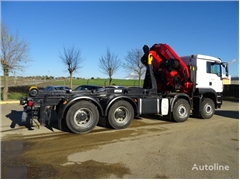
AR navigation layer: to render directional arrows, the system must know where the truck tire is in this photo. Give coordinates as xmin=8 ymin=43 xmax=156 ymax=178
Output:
xmin=107 ymin=100 xmax=134 ymax=129
xmin=172 ymin=99 xmax=190 ymax=122
xmin=199 ymin=98 xmax=215 ymax=119
xmin=66 ymin=101 xmax=99 ymax=134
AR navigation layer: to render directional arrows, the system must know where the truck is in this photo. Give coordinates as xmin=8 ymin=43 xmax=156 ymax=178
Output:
xmin=20 ymin=43 xmax=229 ymax=134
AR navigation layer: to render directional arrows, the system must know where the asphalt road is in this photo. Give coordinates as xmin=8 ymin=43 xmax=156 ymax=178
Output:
xmin=1 ymin=101 xmax=239 ymax=178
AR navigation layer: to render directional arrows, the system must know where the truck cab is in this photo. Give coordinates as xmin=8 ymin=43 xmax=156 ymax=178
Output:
xmin=181 ymin=54 xmax=228 ymax=94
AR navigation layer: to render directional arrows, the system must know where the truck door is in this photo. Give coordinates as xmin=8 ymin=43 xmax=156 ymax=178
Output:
xmin=195 ymin=58 xmax=209 ymax=89
xmin=206 ymin=62 xmax=223 ymax=93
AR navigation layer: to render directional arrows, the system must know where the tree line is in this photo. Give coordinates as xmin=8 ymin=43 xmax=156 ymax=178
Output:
xmin=0 ymin=24 xmax=146 ymax=100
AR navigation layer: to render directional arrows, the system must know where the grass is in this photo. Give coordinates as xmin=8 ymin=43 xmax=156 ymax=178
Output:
xmin=8 ymin=92 xmax=27 ymax=100
xmin=1 ymin=92 xmax=27 ymax=101
xmin=34 ymin=78 xmax=144 ymax=89
xmin=1 ymin=85 xmax=30 ymax=101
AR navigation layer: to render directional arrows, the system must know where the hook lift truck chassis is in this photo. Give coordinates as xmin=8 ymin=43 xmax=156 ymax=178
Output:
xmin=20 ymin=43 xmax=229 ymax=134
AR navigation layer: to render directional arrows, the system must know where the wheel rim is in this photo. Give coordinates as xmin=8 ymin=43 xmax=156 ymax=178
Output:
xmin=113 ymin=106 xmax=129 ymax=124
xmin=204 ymin=103 xmax=213 ymax=115
xmin=73 ymin=108 xmax=93 ymax=127
xmin=178 ymin=105 xmax=187 ymax=118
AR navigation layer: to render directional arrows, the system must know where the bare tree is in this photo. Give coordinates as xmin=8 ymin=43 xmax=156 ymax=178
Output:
xmin=59 ymin=46 xmax=83 ymax=88
xmin=98 ymin=48 xmax=121 ymax=85
xmin=1 ymin=24 xmax=30 ymax=101
xmin=123 ymin=48 xmax=146 ymax=87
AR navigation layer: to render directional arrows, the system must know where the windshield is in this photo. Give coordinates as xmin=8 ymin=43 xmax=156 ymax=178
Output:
xmin=207 ymin=62 xmax=222 ymax=77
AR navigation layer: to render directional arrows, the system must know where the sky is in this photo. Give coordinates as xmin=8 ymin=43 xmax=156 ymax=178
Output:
xmin=1 ymin=1 xmax=239 ymax=79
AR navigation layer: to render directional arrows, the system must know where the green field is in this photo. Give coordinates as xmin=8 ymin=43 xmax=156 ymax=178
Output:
xmin=35 ymin=78 xmax=144 ymax=89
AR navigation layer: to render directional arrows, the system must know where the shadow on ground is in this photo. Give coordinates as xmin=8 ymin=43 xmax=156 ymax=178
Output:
xmin=4 ymin=110 xmax=64 ymax=132
xmin=215 ymin=110 xmax=239 ymax=119
xmin=4 ymin=109 xmax=109 ymax=134
xmin=5 ymin=110 xmax=28 ymax=129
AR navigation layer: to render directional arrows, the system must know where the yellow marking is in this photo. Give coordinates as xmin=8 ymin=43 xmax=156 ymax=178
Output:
xmin=29 ymin=86 xmax=37 ymax=91
xmin=148 ymin=53 xmax=153 ymax=65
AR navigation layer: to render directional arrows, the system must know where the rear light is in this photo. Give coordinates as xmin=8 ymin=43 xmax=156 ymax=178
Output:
xmin=27 ymin=100 xmax=33 ymax=107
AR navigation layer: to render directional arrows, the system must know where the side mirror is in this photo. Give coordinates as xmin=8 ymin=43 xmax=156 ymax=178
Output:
xmin=225 ymin=63 xmax=229 ymax=77
xmin=222 ymin=62 xmax=229 ymax=77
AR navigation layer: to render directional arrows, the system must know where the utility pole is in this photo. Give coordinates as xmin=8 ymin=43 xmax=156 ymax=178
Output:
xmin=14 ymin=71 xmax=16 ymax=86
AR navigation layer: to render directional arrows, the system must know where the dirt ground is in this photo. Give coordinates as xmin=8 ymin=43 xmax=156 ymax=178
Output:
xmin=1 ymin=101 xmax=239 ymax=179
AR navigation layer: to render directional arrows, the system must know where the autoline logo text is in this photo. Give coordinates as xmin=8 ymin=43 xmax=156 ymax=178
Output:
xmin=192 ymin=163 xmax=230 ymax=171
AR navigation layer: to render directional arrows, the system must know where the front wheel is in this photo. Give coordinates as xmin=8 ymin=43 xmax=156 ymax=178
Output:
xmin=172 ymin=99 xmax=190 ymax=122
xmin=107 ymin=100 xmax=134 ymax=129
xmin=66 ymin=101 xmax=99 ymax=134
xmin=199 ymin=98 xmax=215 ymax=119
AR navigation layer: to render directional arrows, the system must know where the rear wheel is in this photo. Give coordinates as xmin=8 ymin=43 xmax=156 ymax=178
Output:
xmin=107 ymin=100 xmax=134 ymax=129
xmin=66 ymin=101 xmax=99 ymax=134
xmin=199 ymin=98 xmax=215 ymax=119
xmin=172 ymin=99 xmax=190 ymax=122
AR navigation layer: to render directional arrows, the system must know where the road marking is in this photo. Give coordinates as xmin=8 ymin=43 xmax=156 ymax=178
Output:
xmin=0 ymin=101 xmax=19 ymax=104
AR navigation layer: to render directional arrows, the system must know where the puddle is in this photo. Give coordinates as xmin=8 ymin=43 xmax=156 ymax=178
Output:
xmin=1 ymin=167 xmax=28 ymax=179
xmin=59 ymin=160 xmax=131 ymax=178
xmin=1 ymin=139 xmax=56 ymax=178
xmin=1 ymin=140 xmax=28 ymax=178
xmin=130 ymin=119 xmax=172 ymax=128
xmin=1 ymin=140 xmax=24 ymax=154
xmin=155 ymin=174 xmax=168 ymax=179
xmin=1 ymin=120 xmax=170 ymax=178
